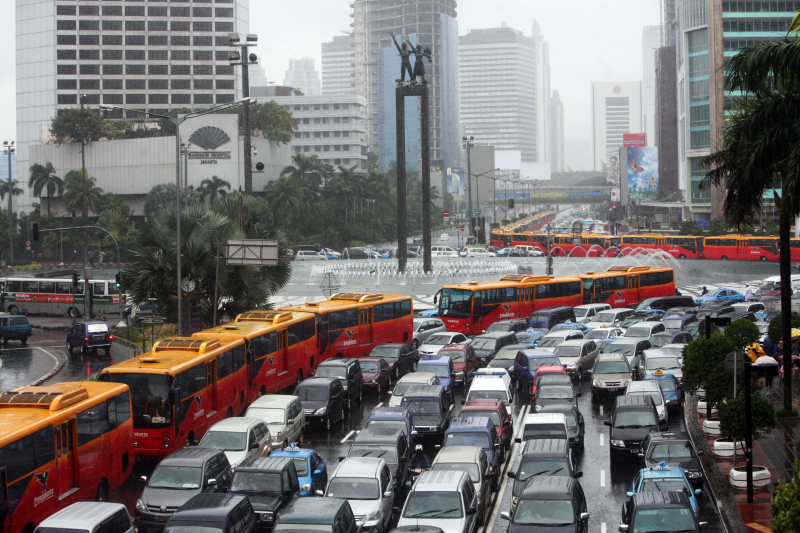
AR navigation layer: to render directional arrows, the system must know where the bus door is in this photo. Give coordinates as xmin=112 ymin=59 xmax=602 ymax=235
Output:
xmin=319 ymin=315 xmax=329 ymax=357
xmin=472 ymin=291 xmax=482 ymax=329
xmin=56 ymin=420 xmax=75 ymax=497
xmin=359 ymin=308 xmax=373 ymax=346
xmin=627 ymin=276 xmax=639 ymax=306
xmin=247 ymin=340 xmax=256 ymax=386
xmin=205 ymin=362 xmax=217 ymax=414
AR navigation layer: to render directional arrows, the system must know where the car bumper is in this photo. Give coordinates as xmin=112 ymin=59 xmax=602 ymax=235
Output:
xmin=136 ymin=511 xmax=174 ymax=531
xmin=362 ymin=380 xmax=382 ymax=389
xmin=610 ymin=444 xmax=642 ymax=456
xmin=305 ymin=413 xmax=329 ymax=423
xmin=592 ymin=385 xmax=626 ymax=396
xmin=413 ymin=426 xmax=444 ymax=439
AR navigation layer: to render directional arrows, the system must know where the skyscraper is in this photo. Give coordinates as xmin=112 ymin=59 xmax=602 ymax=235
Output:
xmin=550 ymin=91 xmax=565 ymax=173
xmin=283 ymin=58 xmax=321 ymax=95
xmin=642 ymin=25 xmax=661 ymax=108
xmin=591 ymin=82 xmax=643 ymax=174
xmin=352 ymin=0 xmax=459 ymax=172
xmin=321 ymin=35 xmax=355 ymax=95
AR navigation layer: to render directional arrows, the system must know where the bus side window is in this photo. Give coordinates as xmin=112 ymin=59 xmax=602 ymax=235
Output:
xmin=94 ymin=283 xmax=106 ymax=296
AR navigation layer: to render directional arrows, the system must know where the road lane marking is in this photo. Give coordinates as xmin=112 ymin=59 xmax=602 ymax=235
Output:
xmin=600 ymin=470 xmax=606 ymax=487
xmin=601 ymin=523 xmax=607 ymax=533
xmin=375 ymin=403 xmax=383 ymax=408
xmin=599 ymin=434 xmax=604 ymax=446
xmin=599 ymin=405 xmax=603 ymax=416
xmin=745 ymin=523 xmax=772 ymax=533
xmin=340 ymin=430 xmax=355 ymax=443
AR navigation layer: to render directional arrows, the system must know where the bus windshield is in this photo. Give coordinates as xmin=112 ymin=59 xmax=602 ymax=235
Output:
xmin=439 ymin=288 xmax=473 ymax=319
xmin=100 ymin=373 xmax=173 ymax=428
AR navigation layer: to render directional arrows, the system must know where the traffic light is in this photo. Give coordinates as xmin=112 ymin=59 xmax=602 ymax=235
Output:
xmin=255 ymin=162 xmax=265 ymax=171
xmin=508 ymin=198 xmax=515 ymax=209
xmin=32 ymin=223 xmax=39 ymax=241
xmin=71 ymin=272 xmax=79 ymax=292
xmin=115 ymin=273 xmax=121 ymax=289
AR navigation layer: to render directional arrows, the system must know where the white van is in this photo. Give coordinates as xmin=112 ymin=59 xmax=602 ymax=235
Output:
xmin=516 ymin=413 xmax=569 ymax=444
xmin=35 ymin=502 xmax=134 ymax=533
xmin=197 ymin=417 xmax=273 ymax=467
xmin=464 ymin=368 xmax=514 ymax=407
xmin=245 ymin=394 xmax=305 ymax=447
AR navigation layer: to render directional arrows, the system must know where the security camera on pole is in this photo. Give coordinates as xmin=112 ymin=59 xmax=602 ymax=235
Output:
xmin=228 ymin=33 xmax=259 ymax=193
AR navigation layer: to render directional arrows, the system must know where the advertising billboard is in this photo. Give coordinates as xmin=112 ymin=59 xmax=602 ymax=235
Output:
xmin=623 ymin=133 xmax=647 ymax=147
xmin=625 ymin=147 xmax=659 ymax=203
xmin=605 ymin=149 xmax=620 ymax=186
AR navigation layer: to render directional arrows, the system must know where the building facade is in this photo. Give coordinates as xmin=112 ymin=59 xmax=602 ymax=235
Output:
xmin=352 ymin=0 xmax=460 ymax=173
xmin=321 ymin=35 xmax=355 ymax=95
xmin=591 ymin=82 xmax=644 ymax=172
xmin=550 ymin=90 xmax=565 ymax=173
xmin=642 ymin=25 xmax=661 ymax=108
xmin=283 ymin=58 xmax=321 ymax=96
xmin=269 ymin=94 xmax=369 ymax=170
xmin=16 ymin=0 xmax=248 ymax=212
xmin=655 ymin=46 xmax=679 ymax=193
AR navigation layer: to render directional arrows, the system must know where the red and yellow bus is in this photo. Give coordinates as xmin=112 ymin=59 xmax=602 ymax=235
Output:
xmin=279 ymin=293 xmax=413 ymax=360
xmin=0 ymin=382 xmax=134 ymax=533
xmin=791 ymin=238 xmax=800 ymax=262
xmin=489 ymin=231 xmax=620 ymax=256
xmin=100 ymin=336 xmax=246 ymax=459
xmin=195 ymin=311 xmax=319 ymax=400
xmin=620 ymin=234 xmax=704 ymax=259
xmin=437 ymin=275 xmax=584 ymax=335
xmin=577 ymin=266 xmax=676 ymax=308
xmin=703 ymin=235 xmax=778 ymax=261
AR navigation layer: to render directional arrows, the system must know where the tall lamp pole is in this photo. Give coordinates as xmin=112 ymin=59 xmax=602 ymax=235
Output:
xmin=462 ymin=136 xmax=474 ymax=236
xmin=100 ymin=98 xmax=251 ymax=334
xmin=228 ymin=33 xmax=258 ymax=193
xmin=3 ymin=141 xmax=13 ymax=266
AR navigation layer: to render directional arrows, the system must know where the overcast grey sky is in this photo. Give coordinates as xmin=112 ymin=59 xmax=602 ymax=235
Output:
xmin=0 ymin=0 xmax=660 ymax=150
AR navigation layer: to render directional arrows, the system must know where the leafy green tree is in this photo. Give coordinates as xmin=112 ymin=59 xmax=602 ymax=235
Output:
xmin=705 ymin=218 xmax=728 ymax=236
xmin=678 ymin=220 xmax=703 ymax=235
xmin=143 ymin=183 xmax=204 ymax=217
xmin=768 ymin=313 xmax=800 ymax=342
xmin=719 ymin=394 xmax=776 ymax=446
xmin=199 ymin=176 xmax=232 ymax=203
xmin=155 ymin=108 xmax=193 ymax=136
xmin=763 ymin=220 xmax=779 ymax=236
xmin=683 ymin=333 xmax=737 ymax=410
xmin=280 ymin=153 xmax=323 ymax=197
xmin=0 ymin=179 xmax=24 ymax=200
xmin=62 ymin=170 xmax=104 ymax=222
xmin=28 ymin=162 xmax=63 ymax=215
xmin=772 ymin=459 xmax=800 ymax=533
xmin=724 ymin=318 xmax=761 ymax=351
xmin=49 ymin=108 xmax=106 ymax=145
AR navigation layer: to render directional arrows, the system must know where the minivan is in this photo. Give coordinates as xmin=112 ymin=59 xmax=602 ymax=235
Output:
xmin=35 ymin=502 xmax=134 ymax=533
xmin=604 ymin=395 xmax=660 ymax=460
xmin=418 ymin=355 xmax=456 ymax=399
xmin=345 ymin=427 xmax=409 ymax=487
xmin=294 ymin=377 xmax=345 ymax=430
xmin=400 ymin=384 xmax=452 ymax=443
xmin=197 ymin=417 xmax=273 ymax=468
xmin=528 ymin=307 xmax=576 ymax=331
xmin=397 ymin=470 xmax=478 ymax=533
xmin=314 ymin=358 xmax=364 ymax=410
xmin=273 ymin=497 xmax=359 ymax=533
xmin=0 ymin=315 xmax=31 ymax=344
xmin=507 ymin=439 xmax=579 ymax=509
xmin=442 ymin=417 xmax=501 ymax=487
xmin=245 ymin=394 xmax=305 ymax=448
xmin=164 ymin=493 xmax=257 ymax=533
xmin=229 ymin=457 xmax=300 ymax=531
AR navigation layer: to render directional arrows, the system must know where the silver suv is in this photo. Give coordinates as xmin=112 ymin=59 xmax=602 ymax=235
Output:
xmin=398 ymin=470 xmax=478 ymax=533
xmin=324 ymin=457 xmax=394 ymax=533
xmin=591 ymin=353 xmax=632 ymax=397
xmin=553 ymin=339 xmax=599 ymax=378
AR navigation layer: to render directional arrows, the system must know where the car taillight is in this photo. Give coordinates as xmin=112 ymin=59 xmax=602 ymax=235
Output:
xmin=109 ymin=335 xmax=113 ymax=340
xmin=85 ymin=337 xmax=89 ymax=341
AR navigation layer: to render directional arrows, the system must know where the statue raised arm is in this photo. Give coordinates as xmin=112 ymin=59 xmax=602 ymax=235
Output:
xmin=391 ymin=33 xmax=414 ymax=83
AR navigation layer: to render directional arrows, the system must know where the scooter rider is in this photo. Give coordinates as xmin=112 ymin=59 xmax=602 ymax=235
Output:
xmin=408 ymin=444 xmax=431 ymax=471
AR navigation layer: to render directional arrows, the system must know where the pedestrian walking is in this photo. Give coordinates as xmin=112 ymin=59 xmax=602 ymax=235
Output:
xmin=743 ymin=284 xmax=753 ymax=301
xmin=700 ymin=286 xmax=709 ymax=295
xmin=98 ymin=251 xmax=105 ymax=265
xmin=87 ymin=250 xmax=94 ymax=266
xmin=754 ymin=354 xmax=779 ymax=396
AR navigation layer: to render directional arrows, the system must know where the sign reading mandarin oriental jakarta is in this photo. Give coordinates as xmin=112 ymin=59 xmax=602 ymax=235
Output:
xmin=187 ymin=126 xmax=232 ymax=163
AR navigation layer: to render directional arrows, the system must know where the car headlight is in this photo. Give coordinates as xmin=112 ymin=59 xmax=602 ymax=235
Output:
xmin=314 ymin=407 xmax=327 ymax=415
xmin=593 ymin=380 xmax=601 ymax=386
xmin=567 ymin=362 xmax=577 ymax=367
xmin=264 ymin=512 xmax=275 ymax=521
xmin=301 ymin=483 xmax=311 ymax=492
xmin=688 ymin=471 xmax=702 ymax=479
xmin=343 ymin=385 xmax=348 ymax=390
xmin=136 ymin=499 xmax=146 ymax=512
xmin=659 ymin=412 xmax=666 ymax=419
xmin=610 ymin=439 xmax=625 ymax=447
xmin=623 ymin=380 xmax=630 ymax=386
xmin=365 ymin=510 xmax=383 ymax=522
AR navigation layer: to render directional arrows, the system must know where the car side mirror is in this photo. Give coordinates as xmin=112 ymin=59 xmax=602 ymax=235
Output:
xmin=626 ymin=491 xmax=634 ymax=497
xmin=314 ymin=469 xmax=323 ymax=475
xmin=460 ymin=400 xmax=465 ymax=405
xmin=697 ymin=450 xmax=703 ymax=456
xmin=619 ymin=525 xmax=630 ymax=533
xmin=338 ymin=456 xmax=346 ymax=462
xmin=316 ymin=490 xmax=324 ymax=497
xmin=695 ymin=488 xmax=702 ymax=495
xmin=504 ymin=420 xmax=511 ymax=427
xmin=575 ymin=470 xmax=583 ymax=478
xmin=699 ymin=523 xmax=708 ymax=530
xmin=467 ymin=507 xmax=477 ymax=516
xmin=384 ymin=490 xmax=393 ymax=498
xmin=507 ymin=471 xmax=516 ymax=479
xmin=140 ymin=476 xmax=148 ymax=483
xmin=250 ymin=441 xmax=260 ymax=450
xmin=576 ymin=392 xmax=582 ymax=397
xmin=191 ymin=440 xmax=199 ymax=446
xmin=494 ymin=442 xmax=500 ymax=449
xmin=500 ymin=511 xmax=511 ymax=521
xmin=411 ymin=430 xmax=418 ymax=435
xmin=604 ymin=421 xmax=612 ymax=426
xmin=207 ymin=478 xmax=217 ymax=487
xmin=515 ymin=437 xmax=522 ymax=443
xmin=580 ymin=513 xmax=590 ymax=521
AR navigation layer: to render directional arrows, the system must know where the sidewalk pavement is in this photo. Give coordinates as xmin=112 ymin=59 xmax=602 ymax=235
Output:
xmin=688 ymin=380 xmax=800 ymax=533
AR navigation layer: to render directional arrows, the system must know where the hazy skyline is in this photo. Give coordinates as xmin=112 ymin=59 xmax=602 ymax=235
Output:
xmin=1 ymin=0 xmax=660 ymax=165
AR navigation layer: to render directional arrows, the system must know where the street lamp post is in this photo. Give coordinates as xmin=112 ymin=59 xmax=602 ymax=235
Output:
xmin=3 ymin=141 xmax=14 ymax=266
xmin=228 ymin=33 xmax=258 ymax=193
xmin=471 ymin=168 xmax=499 ymax=242
xmin=100 ymin=98 xmax=251 ymax=335
xmin=462 ymin=136 xmax=474 ymax=236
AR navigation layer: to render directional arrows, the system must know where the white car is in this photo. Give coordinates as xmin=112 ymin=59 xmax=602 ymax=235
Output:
xmin=294 ymin=250 xmax=326 ymax=261
xmin=245 ymin=394 xmax=305 ymax=447
xmin=624 ymin=322 xmax=667 ymax=339
xmin=584 ymin=327 xmax=624 ymax=341
xmin=197 ymin=417 xmax=273 ymax=468
xmin=465 ymin=368 xmax=514 ymax=407
xmin=440 ymin=233 xmax=450 ymax=241
xmin=322 ymin=248 xmax=342 ymax=259
xmin=584 ymin=308 xmax=635 ymax=329
xmin=514 ymin=245 xmax=544 ymax=257
xmin=432 ymin=250 xmax=459 ymax=258
xmin=466 ymin=248 xmax=496 ymax=258
xmin=412 ymin=317 xmax=447 ymax=348
xmin=573 ymin=303 xmax=612 ymax=324
xmin=536 ymin=331 xmax=585 ymax=351
xmin=418 ymin=331 xmax=470 ymax=356
xmin=390 ymin=372 xmax=440 ymax=406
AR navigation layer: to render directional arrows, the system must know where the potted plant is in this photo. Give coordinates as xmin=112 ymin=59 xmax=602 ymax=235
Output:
xmin=719 ymin=394 xmax=776 ymax=489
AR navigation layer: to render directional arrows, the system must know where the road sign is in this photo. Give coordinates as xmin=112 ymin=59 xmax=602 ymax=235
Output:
xmin=460 ymin=225 xmax=465 ymax=232
xmin=471 ymin=210 xmax=481 ymax=217
xmin=25 ymin=241 xmax=31 ymax=247
xmin=226 ymin=239 xmax=279 ymax=266
xmin=444 ymin=210 xmax=450 ymax=217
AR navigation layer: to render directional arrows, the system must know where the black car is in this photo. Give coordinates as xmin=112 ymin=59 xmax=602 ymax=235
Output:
xmin=485 ymin=319 xmax=530 ymax=334
xmin=539 ymin=403 xmax=585 ymax=450
xmin=136 ymin=447 xmax=233 ymax=532
xmin=314 ymin=358 xmax=364 ymax=410
xmin=500 ymin=476 xmax=589 ymax=533
xmin=639 ymin=432 xmax=704 ymax=486
xmin=369 ymin=343 xmax=419 ymax=379
xmin=635 ymin=296 xmax=696 ymax=313
xmin=534 ymin=382 xmax=580 ymax=412
xmin=604 ymin=395 xmax=660 ymax=460
xmin=274 ymin=498 xmax=359 ymax=533
xmin=229 ymin=456 xmax=300 ymax=531
xmin=400 ymin=384 xmax=452 ymax=444
xmin=165 ymin=493 xmax=256 ymax=533
xmin=470 ymin=332 xmax=518 ymax=367
xmin=294 ymin=377 xmax=345 ymax=430
xmin=344 ymin=427 xmax=410 ymax=486
xmin=621 ymin=492 xmax=706 ymax=533
xmin=619 ymin=313 xmax=662 ymax=330
xmin=342 ymin=247 xmax=372 ymax=259
xmin=507 ymin=439 xmax=581 ymax=508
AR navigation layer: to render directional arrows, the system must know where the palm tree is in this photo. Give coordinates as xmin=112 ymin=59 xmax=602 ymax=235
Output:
xmin=62 ymin=170 xmax=104 ymax=222
xmin=0 ymin=179 xmax=23 ymax=200
xmin=199 ymin=175 xmax=232 ymax=203
xmin=280 ymin=153 xmax=322 ymax=197
xmin=28 ymin=162 xmax=63 ymax=215
xmin=264 ymin=176 xmax=307 ymax=222
xmin=702 ymin=29 xmax=800 ymax=411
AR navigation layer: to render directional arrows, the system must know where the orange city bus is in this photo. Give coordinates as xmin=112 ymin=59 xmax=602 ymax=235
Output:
xmin=0 ymin=382 xmax=134 ymax=533
xmin=702 ymin=235 xmax=779 ymax=261
xmin=620 ymin=234 xmax=704 ymax=259
xmin=791 ymin=238 xmax=800 ymax=262
xmin=194 ymin=311 xmax=319 ymax=401
xmin=279 ymin=293 xmax=414 ymax=360
xmin=549 ymin=234 xmax=621 ymax=257
xmin=436 ymin=275 xmax=584 ymax=335
xmin=100 ymin=336 xmax=246 ymax=459
xmin=577 ymin=266 xmax=676 ymax=308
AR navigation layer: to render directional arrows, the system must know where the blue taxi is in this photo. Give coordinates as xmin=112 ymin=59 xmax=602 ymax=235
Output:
xmin=270 ymin=443 xmax=327 ymax=497
xmin=515 ymin=329 xmax=547 ymax=347
xmin=645 ymin=372 xmax=683 ymax=411
xmin=628 ymin=462 xmax=701 ymax=517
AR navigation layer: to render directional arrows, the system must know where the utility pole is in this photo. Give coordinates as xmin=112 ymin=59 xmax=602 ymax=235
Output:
xmin=80 ymin=95 xmax=88 ymax=265
xmin=229 ymin=33 xmax=258 ymax=193
xmin=3 ymin=141 xmax=14 ymax=266
xmin=463 ymin=136 xmax=474 ymax=238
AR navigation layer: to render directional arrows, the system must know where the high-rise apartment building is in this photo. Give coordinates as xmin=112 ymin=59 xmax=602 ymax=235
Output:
xmin=321 ymin=35 xmax=355 ymax=95
xmin=591 ymin=82 xmax=644 ymax=172
xmin=283 ymin=58 xmax=321 ymax=95
xmin=352 ymin=0 xmax=460 ymax=173
xmin=550 ymin=91 xmax=565 ymax=173
xmin=16 ymin=0 xmax=248 ymax=209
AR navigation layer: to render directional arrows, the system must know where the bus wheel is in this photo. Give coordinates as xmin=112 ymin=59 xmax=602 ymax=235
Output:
xmin=679 ymin=254 xmax=686 ymax=259
xmin=22 ymin=524 xmax=34 ymax=533
xmin=96 ymin=479 xmax=109 ymax=502
xmin=296 ymin=370 xmax=303 ymax=385
xmin=68 ymin=307 xmax=79 ymax=318
xmin=721 ymin=256 xmax=728 ymax=260
xmin=760 ymin=256 xmax=767 ymax=261
xmin=7 ymin=305 xmax=18 ymax=315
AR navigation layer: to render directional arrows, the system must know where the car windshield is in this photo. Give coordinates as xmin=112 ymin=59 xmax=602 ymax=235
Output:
xmin=537 ymin=337 xmax=563 ymax=348
xmin=295 ymin=386 xmax=329 ymax=402
xmin=468 ymin=390 xmax=508 ymax=402
xmin=402 ymin=398 xmax=442 ymax=415
xmin=99 ymin=373 xmax=172 ymax=429
xmin=246 ymin=407 xmax=285 ymax=424
xmin=643 ymin=477 xmax=691 ymax=495
xmin=647 ymin=357 xmax=681 ymax=370
xmin=440 ymin=349 xmax=465 ymax=362
xmin=652 ymin=378 xmax=677 ymax=392
xmin=614 ymin=411 xmax=658 ymax=428
xmin=471 ymin=338 xmax=498 ymax=350
xmin=326 ymin=477 xmax=380 ymax=500
xmin=549 ymin=324 xmax=578 ymax=333
xmin=529 ymin=314 xmax=551 ymax=327
xmin=626 ymin=327 xmax=652 ymax=338
xmin=360 ymin=360 xmax=381 ymax=372
xmin=315 ymin=367 xmax=346 ymax=379
xmin=515 ymin=333 xmax=539 ymax=344
xmin=595 ymin=312 xmax=618 ymax=323
xmin=513 ymin=499 xmax=574 ymax=525
xmin=439 ymin=288 xmax=473 ymax=319
xmin=523 ymin=424 xmax=566 ymax=440
xmin=290 ymin=458 xmax=309 ymax=476
xmin=445 ymin=431 xmax=491 ymax=449
xmin=649 ymin=442 xmax=695 ymax=460
xmin=629 ymin=391 xmax=663 ymax=406
xmin=148 ymin=466 xmax=202 ymax=489
xmin=420 ymin=364 xmax=451 ymax=378
xmin=595 ymin=361 xmax=630 ymax=374
xmin=529 ymin=357 xmax=560 ymax=368
xmin=586 ymin=330 xmax=610 ymax=339
xmin=431 ymin=462 xmax=481 ymax=482
xmin=349 ymin=445 xmax=398 ymax=463
xmin=554 ymin=346 xmax=582 ymax=358
xmin=459 ymin=410 xmax=501 ymax=426
xmin=369 ymin=347 xmax=400 ymax=361
xmin=166 ymin=527 xmax=222 ymax=533
xmin=538 ymin=386 xmax=575 ymax=399
xmin=649 ymin=336 xmax=674 ymax=348
xmin=632 ymin=508 xmax=697 ymax=532
xmin=274 ymin=525 xmax=332 ymax=533
xmin=403 ymin=491 xmax=463 ymax=519
xmin=199 ymin=430 xmax=247 ymax=451
xmin=620 ymin=317 xmax=644 ymax=328
xmin=87 ymin=323 xmax=109 ymax=333
xmin=607 ymin=342 xmax=636 ymax=356
xmin=517 ymin=459 xmax=571 ymax=481
xmin=662 ymin=319 xmax=684 ymax=330
xmin=231 ymin=471 xmax=282 ymax=495
xmin=573 ymin=308 xmax=589 ymax=317
xmin=494 ymin=347 xmax=520 ymax=360
xmin=367 ymin=420 xmax=407 ymax=434
xmin=425 ymin=334 xmax=455 ymax=346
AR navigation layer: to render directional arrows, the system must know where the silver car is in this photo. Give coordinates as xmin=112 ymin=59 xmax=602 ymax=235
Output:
xmin=553 ymin=339 xmax=599 ymax=378
xmin=625 ymin=380 xmax=668 ymax=429
xmin=419 ymin=331 xmax=470 ymax=356
xmin=324 ymin=457 xmax=394 ymax=533
xmin=431 ymin=446 xmax=493 ymax=526
xmin=412 ymin=318 xmax=447 ymax=349
xmin=245 ymin=394 xmax=305 ymax=447
xmin=398 ymin=470 xmax=478 ymax=533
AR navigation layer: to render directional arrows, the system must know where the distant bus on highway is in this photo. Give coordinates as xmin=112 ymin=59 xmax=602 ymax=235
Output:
xmin=0 ymin=277 xmax=123 ymax=318
xmin=703 ymin=235 xmax=778 ymax=261
xmin=620 ymin=235 xmax=704 ymax=259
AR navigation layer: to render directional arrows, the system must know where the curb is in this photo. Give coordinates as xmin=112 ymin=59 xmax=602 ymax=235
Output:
xmin=28 ymin=348 xmax=68 ymax=387
xmin=684 ymin=395 xmax=747 ymax=533
xmin=114 ymin=336 xmax=143 ymax=356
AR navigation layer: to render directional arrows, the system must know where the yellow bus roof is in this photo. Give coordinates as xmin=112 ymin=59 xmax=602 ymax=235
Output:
xmin=442 ymin=275 xmax=582 ymax=291
xmin=0 ymin=381 xmax=130 ymax=445
xmin=279 ymin=292 xmax=411 ymax=314
xmin=102 ymin=336 xmax=243 ymax=375
xmin=191 ymin=311 xmax=316 ymax=341
xmin=579 ymin=265 xmax=673 ymax=278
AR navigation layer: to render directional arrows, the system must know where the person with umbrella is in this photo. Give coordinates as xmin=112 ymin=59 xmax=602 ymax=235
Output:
xmin=754 ymin=352 xmax=779 ymax=396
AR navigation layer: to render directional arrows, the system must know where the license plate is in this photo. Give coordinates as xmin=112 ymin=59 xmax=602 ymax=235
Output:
xmin=608 ymin=388 xmax=617 ymax=392
xmin=153 ymin=515 xmax=169 ymax=523
xmin=93 ymin=335 xmax=105 ymax=341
